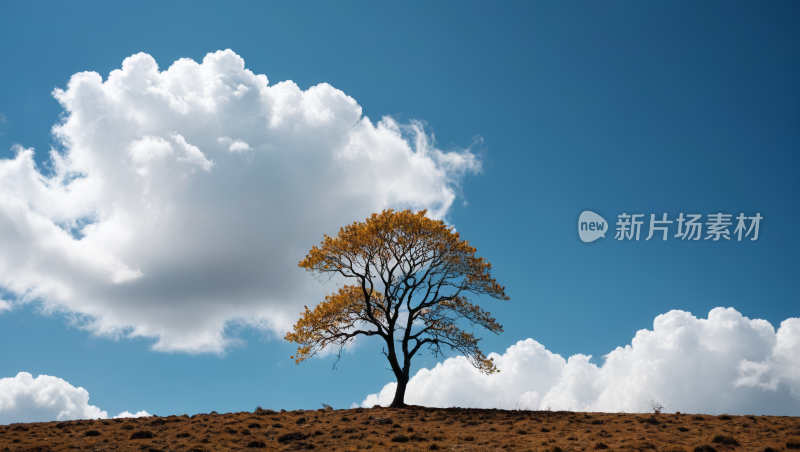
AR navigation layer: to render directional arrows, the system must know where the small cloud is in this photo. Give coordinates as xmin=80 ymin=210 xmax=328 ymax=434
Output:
xmin=114 ymin=410 xmax=151 ymax=419
xmin=0 ymin=113 xmax=7 ymax=123
xmin=217 ymin=136 xmax=251 ymax=153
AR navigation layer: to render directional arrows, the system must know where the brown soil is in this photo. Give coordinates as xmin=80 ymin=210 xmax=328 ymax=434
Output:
xmin=1 ymin=406 xmax=799 ymax=452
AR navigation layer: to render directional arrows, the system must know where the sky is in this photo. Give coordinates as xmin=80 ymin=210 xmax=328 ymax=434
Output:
xmin=0 ymin=1 xmax=798 ymax=422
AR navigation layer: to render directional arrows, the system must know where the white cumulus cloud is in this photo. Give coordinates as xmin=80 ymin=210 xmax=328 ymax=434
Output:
xmin=113 ymin=410 xmax=151 ymax=419
xmin=0 ymin=50 xmax=481 ymax=354
xmin=359 ymin=308 xmax=800 ymax=415
xmin=0 ymin=372 xmax=148 ymax=424
xmin=217 ymin=137 xmax=251 ymax=153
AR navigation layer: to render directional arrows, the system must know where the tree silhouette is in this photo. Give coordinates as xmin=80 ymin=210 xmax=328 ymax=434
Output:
xmin=286 ymin=209 xmax=508 ymax=407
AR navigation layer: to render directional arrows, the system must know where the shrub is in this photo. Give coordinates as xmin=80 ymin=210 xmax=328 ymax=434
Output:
xmin=646 ymin=395 xmax=667 ymax=414
xmin=718 ymin=415 xmax=732 ymax=421
xmin=429 ymin=445 xmax=440 ymax=451
xmin=391 ymin=434 xmax=409 ymax=443
xmin=594 ymin=443 xmax=609 ymax=450
xmin=693 ymin=445 xmax=717 ymax=452
xmin=711 ymin=435 xmax=739 ymax=446
xmin=176 ymin=433 xmax=190 ymax=438
xmin=678 ymin=427 xmax=689 ymax=432
xmin=410 ymin=433 xmax=428 ymax=442
xmin=277 ymin=432 xmax=310 ymax=443
xmin=295 ymin=417 xmax=306 ymax=424
xmin=787 ymin=440 xmax=800 ymax=450
xmin=247 ymin=423 xmax=261 ymax=429
xmin=245 ymin=441 xmax=265 ymax=448
xmin=129 ymin=431 xmax=154 ymax=440
xmin=83 ymin=430 xmax=101 ymax=437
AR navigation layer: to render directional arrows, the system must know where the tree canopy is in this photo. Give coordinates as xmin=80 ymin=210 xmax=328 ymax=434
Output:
xmin=286 ymin=209 xmax=508 ymax=407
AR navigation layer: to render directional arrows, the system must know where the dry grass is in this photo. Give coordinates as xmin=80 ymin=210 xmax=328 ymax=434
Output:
xmin=1 ymin=407 xmax=798 ymax=452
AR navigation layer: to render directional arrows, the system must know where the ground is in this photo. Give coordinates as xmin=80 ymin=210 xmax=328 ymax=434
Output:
xmin=1 ymin=406 xmax=799 ymax=452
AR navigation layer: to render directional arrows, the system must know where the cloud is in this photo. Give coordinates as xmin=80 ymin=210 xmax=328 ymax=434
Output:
xmin=217 ymin=137 xmax=251 ymax=153
xmin=359 ymin=308 xmax=800 ymax=415
xmin=0 ymin=372 xmax=147 ymax=424
xmin=0 ymin=50 xmax=481 ymax=354
xmin=113 ymin=410 xmax=151 ymax=419
xmin=0 ymin=372 xmax=106 ymax=423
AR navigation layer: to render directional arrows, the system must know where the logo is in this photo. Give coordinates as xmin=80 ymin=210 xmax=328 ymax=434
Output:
xmin=578 ymin=211 xmax=607 ymax=243
xmin=576 ymin=210 xmax=762 ymax=244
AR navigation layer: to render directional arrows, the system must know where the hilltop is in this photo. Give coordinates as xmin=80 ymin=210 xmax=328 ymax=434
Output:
xmin=2 ymin=406 xmax=799 ymax=452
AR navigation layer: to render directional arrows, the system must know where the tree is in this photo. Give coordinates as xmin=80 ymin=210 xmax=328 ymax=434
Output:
xmin=285 ymin=209 xmax=509 ymax=407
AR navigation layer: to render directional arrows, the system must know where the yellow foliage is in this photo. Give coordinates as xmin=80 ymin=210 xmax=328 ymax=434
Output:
xmin=287 ymin=209 xmax=508 ymax=377
xmin=285 ymin=285 xmax=385 ymax=364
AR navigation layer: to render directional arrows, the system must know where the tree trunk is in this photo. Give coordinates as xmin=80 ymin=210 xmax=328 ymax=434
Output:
xmin=389 ymin=374 xmax=408 ymax=407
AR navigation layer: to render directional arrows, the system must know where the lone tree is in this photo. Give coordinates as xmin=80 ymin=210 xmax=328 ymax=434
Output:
xmin=286 ymin=209 xmax=509 ymax=407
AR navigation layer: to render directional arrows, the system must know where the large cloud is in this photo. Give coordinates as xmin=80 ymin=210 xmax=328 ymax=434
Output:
xmin=359 ymin=308 xmax=800 ymax=415
xmin=0 ymin=372 xmax=148 ymax=424
xmin=0 ymin=50 xmax=480 ymax=353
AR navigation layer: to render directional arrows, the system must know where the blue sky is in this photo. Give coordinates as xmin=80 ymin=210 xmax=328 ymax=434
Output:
xmin=0 ymin=1 xmax=798 ymax=420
